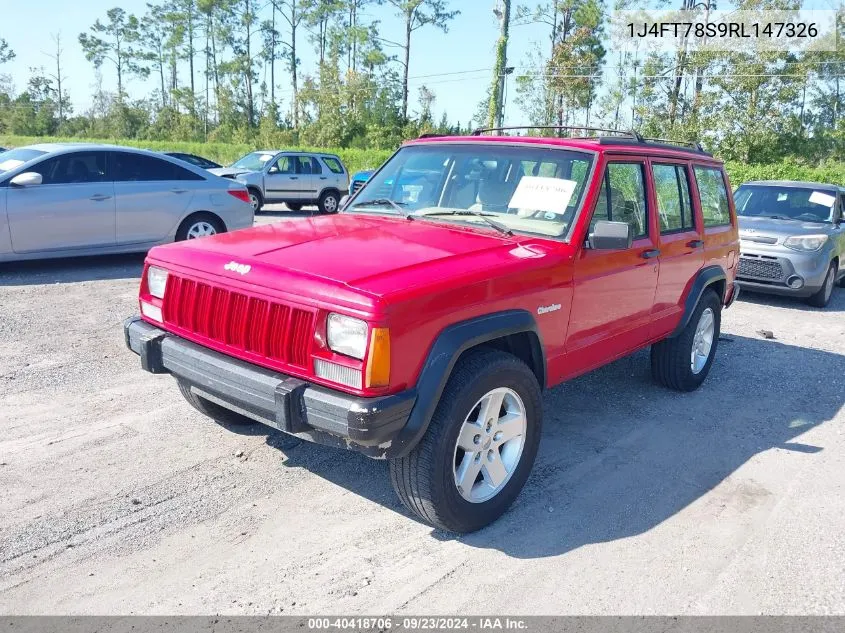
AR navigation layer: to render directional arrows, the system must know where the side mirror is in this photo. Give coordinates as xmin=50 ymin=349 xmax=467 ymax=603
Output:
xmin=10 ymin=172 xmax=42 ymax=187
xmin=339 ymin=194 xmax=350 ymax=211
xmin=589 ymin=220 xmax=633 ymax=250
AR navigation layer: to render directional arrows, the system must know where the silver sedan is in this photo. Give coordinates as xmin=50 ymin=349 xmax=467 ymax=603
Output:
xmin=0 ymin=143 xmax=254 ymax=262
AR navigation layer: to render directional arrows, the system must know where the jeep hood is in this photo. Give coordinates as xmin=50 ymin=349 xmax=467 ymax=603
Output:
xmin=149 ymin=214 xmax=553 ymax=303
xmin=739 ymin=215 xmax=835 ymax=237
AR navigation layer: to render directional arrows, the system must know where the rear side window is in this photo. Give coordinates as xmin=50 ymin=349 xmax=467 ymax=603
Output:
xmin=29 ymin=151 xmax=108 ymax=185
xmin=591 ymin=162 xmax=649 ymax=239
xmin=694 ymin=166 xmax=731 ymax=227
xmin=652 ymin=163 xmax=694 ymax=233
xmin=113 ymin=152 xmax=203 ymax=182
xmin=322 ymin=157 xmax=344 ymax=174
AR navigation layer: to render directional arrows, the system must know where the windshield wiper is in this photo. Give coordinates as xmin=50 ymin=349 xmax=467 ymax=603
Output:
xmin=351 ymin=198 xmax=413 ymax=219
xmin=416 ymin=209 xmax=514 ymax=236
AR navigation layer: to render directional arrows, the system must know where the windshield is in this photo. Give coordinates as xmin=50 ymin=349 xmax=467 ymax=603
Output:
xmin=230 ymin=151 xmax=277 ymax=171
xmin=347 ymin=144 xmax=594 ymax=238
xmin=735 ymin=184 xmax=838 ymax=223
xmin=0 ymin=148 xmax=47 ymax=173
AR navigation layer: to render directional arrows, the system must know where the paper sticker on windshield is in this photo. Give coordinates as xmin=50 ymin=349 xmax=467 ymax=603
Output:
xmin=809 ymin=191 xmax=835 ymax=207
xmin=509 ymin=177 xmax=578 ymax=214
xmin=0 ymin=159 xmax=24 ymax=172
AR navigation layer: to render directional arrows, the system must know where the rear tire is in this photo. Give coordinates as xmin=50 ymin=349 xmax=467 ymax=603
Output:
xmin=807 ymin=262 xmax=837 ymax=307
xmin=178 ymin=380 xmax=256 ymax=426
xmin=175 ymin=213 xmax=225 ymax=241
xmin=318 ymin=190 xmax=339 ymax=214
xmin=651 ymin=289 xmax=721 ymax=392
xmin=389 ymin=349 xmax=542 ymax=533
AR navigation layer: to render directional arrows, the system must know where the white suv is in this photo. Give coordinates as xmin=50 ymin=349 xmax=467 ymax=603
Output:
xmin=210 ymin=151 xmax=349 ymax=214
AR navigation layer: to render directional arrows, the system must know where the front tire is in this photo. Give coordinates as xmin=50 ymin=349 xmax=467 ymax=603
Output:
xmin=318 ymin=190 xmax=339 ymax=214
xmin=651 ymin=288 xmax=721 ymax=392
xmin=178 ymin=380 xmax=256 ymax=427
xmin=807 ymin=261 xmax=837 ymax=307
xmin=389 ymin=349 xmax=542 ymax=533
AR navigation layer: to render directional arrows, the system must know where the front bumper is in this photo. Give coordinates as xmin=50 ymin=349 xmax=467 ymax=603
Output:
xmin=737 ymin=243 xmax=830 ymax=298
xmin=124 ymin=316 xmax=416 ymax=458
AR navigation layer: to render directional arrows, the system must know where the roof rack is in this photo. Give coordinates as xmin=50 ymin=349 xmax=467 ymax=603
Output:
xmin=598 ymin=135 xmax=712 ymax=156
xmin=471 ymin=125 xmax=644 ymax=141
xmin=642 ymin=136 xmax=705 ymax=152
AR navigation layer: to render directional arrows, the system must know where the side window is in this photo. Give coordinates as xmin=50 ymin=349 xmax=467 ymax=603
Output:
xmin=30 ymin=151 xmax=107 ymax=185
xmin=114 ymin=153 xmax=203 ymax=182
xmin=270 ymin=156 xmax=295 ymax=175
xmin=323 ymin=157 xmax=344 ymax=174
xmin=652 ymin=163 xmax=694 ymax=233
xmin=310 ymin=157 xmax=323 ymax=174
xmin=294 ymin=156 xmax=315 ymax=174
xmin=591 ymin=162 xmax=648 ymax=239
xmin=694 ymin=166 xmax=731 ymax=227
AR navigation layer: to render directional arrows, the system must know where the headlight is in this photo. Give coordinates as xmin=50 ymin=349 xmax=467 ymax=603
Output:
xmin=783 ymin=235 xmax=828 ymax=252
xmin=327 ymin=313 xmax=368 ymax=359
xmin=147 ymin=266 xmax=169 ymax=299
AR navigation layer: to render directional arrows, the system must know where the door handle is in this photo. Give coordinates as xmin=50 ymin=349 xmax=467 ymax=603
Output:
xmin=687 ymin=239 xmax=704 ymax=248
xmin=289 ymin=177 xmax=299 ymax=180
xmin=320 ymin=176 xmax=328 ymax=180
xmin=89 ymin=194 xmax=112 ymax=202
xmin=641 ymin=249 xmax=661 ymax=259
xmin=171 ymin=188 xmax=188 ymax=194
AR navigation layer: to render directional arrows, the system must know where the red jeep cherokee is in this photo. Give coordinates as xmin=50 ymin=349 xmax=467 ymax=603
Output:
xmin=125 ymin=129 xmax=740 ymax=533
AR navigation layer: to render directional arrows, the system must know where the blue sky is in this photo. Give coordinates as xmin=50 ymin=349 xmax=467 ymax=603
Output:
xmin=1 ymin=0 xmax=549 ymax=126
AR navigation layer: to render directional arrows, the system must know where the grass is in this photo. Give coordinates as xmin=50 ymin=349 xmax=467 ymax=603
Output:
xmin=3 ymin=134 xmax=843 ymax=186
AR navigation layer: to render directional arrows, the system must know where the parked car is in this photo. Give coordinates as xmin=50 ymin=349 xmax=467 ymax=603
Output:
xmin=163 ymin=152 xmax=222 ymax=170
xmin=349 ymin=169 xmax=375 ymax=195
xmin=734 ymin=180 xmax=845 ymax=307
xmin=0 ymin=147 xmax=7 ymax=153
xmin=0 ymin=143 xmax=254 ymax=262
xmin=125 ymin=129 xmax=739 ymax=533
xmin=209 ymin=150 xmax=349 ymax=214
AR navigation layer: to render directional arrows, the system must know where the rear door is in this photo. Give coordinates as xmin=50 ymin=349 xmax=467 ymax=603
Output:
xmin=112 ymin=151 xmax=201 ymax=244
xmin=294 ymin=155 xmax=319 ymax=200
xmin=649 ymin=161 xmax=705 ymax=337
xmin=567 ymin=157 xmax=659 ymax=371
xmin=692 ymin=164 xmax=738 ymax=290
xmin=264 ymin=155 xmax=304 ymax=202
xmin=6 ymin=150 xmax=115 ymax=253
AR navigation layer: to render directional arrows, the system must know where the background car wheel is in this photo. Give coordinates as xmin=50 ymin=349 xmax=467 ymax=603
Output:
xmin=248 ymin=188 xmax=263 ymax=213
xmin=651 ymin=288 xmax=721 ymax=392
xmin=175 ymin=213 xmax=225 ymax=241
xmin=286 ymin=203 xmax=303 ymax=211
xmin=318 ymin=191 xmax=339 ymax=214
xmin=177 ymin=380 xmax=256 ymax=427
xmin=389 ymin=348 xmax=542 ymax=533
xmin=807 ymin=262 xmax=837 ymax=307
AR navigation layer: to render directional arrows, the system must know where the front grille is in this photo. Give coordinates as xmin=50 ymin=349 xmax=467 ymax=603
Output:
xmin=162 ymin=275 xmax=313 ymax=367
xmin=350 ymin=180 xmax=366 ymax=194
xmin=738 ymin=256 xmax=784 ymax=280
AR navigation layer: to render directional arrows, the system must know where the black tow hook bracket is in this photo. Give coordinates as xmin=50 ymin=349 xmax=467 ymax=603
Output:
xmin=139 ymin=330 xmax=168 ymax=374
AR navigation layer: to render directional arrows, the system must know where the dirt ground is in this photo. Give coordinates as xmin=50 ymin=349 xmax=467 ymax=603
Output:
xmin=2 ymin=209 xmax=845 ymax=615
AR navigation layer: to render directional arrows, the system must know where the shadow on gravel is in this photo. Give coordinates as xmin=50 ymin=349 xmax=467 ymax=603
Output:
xmin=266 ymin=333 xmax=845 ymax=556
xmin=739 ymin=285 xmax=845 ymax=313
xmin=0 ymin=253 xmax=145 ymax=286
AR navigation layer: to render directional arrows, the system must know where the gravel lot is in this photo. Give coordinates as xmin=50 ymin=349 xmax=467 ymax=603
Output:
xmin=2 ymin=207 xmax=845 ymax=615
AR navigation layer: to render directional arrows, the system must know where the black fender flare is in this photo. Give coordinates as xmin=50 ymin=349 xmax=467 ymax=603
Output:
xmin=387 ymin=309 xmax=545 ymax=458
xmin=670 ymin=265 xmax=726 ymax=337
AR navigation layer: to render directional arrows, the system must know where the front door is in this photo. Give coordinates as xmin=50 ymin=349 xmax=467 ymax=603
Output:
xmin=265 ymin=155 xmax=305 ymax=202
xmin=6 ymin=150 xmax=115 ymax=253
xmin=566 ymin=158 xmax=659 ymax=374
xmin=649 ymin=161 xmax=705 ymax=337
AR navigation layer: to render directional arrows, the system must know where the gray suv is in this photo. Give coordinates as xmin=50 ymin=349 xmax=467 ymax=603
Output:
xmin=210 ymin=151 xmax=349 ymax=214
xmin=735 ymin=180 xmax=845 ymax=307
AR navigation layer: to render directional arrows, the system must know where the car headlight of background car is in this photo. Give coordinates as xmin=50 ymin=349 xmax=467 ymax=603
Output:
xmin=327 ymin=313 xmax=368 ymax=359
xmin=147 ymin=266 xmax=169 ymax=298
xmin=783 ymin=235 xmax=828 ymax=252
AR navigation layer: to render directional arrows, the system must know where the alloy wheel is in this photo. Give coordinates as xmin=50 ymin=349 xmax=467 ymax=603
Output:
xmin=690 ymin=307 xmax=715 ymax=374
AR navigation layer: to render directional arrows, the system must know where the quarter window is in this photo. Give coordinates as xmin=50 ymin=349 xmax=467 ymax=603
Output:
xmin=323 ymin=157 xmax=344 ymax=174
xmin=694 ymin=166 xmax=731 ymax=227
xmin=652 ymin=163 xmax=694 ymax=233
xmin=591 ymin=162 xmax=649 ymax=239
xmin=113 ymin=152 xmax=203 ymax=181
